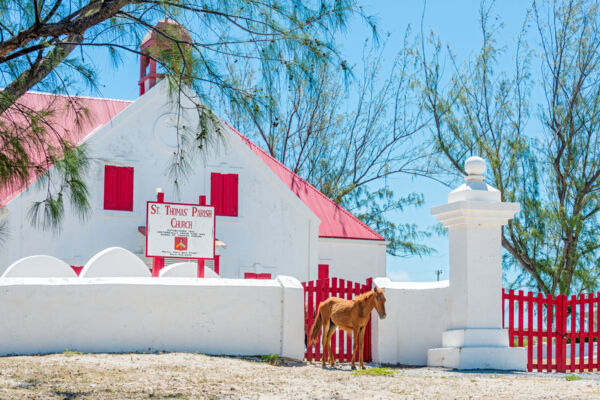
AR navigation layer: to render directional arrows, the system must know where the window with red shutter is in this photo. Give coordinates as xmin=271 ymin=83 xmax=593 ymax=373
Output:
xmin=103 ymin=165 xmax=134 ymax=211
xmin=104 ymin=166 xmax=119 ymax=210
xmin=210 ymin=172 xmax=224 ymax=215
xmin=211 ymin=172 xmax=238 ymax=216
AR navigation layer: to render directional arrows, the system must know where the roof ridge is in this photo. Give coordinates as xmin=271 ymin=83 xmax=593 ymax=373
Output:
xmin=22 ymin=90 xmax=134 ymax=104
xmin=224 ymin=122 xmax=384 ymax=241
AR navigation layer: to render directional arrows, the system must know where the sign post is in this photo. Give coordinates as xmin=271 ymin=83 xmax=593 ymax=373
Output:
xmin=151 ymin=191 xmax=165 ymax=277
xmin=146 ymin=193 xmax=215 ymax=277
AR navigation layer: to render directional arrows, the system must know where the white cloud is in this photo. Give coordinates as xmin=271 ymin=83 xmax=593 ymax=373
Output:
xmin=388 ymin=270 xmax=411 ymax=282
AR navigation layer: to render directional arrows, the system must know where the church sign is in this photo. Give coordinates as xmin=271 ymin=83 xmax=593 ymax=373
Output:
xmin=146 ymin=201 xmax=215 ymax=259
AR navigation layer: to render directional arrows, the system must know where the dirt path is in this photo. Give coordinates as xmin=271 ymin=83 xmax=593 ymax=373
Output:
xmin=0 ymin=353 xmax=598 ymax=399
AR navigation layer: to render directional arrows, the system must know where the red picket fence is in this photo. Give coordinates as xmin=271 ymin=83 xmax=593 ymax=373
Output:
xmin=503 ymin=289 xmax=600 ymax=372
xmin=302 ymin=277 xmax=373 ymax=363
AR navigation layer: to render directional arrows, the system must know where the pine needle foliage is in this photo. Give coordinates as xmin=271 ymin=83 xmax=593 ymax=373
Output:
xmin=0 ymin=0 xmax=372 ymax=235
xmin=417 ymin=0 xmax=600 ymax=295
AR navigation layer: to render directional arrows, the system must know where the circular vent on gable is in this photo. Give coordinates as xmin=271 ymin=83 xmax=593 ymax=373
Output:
xmin=153 ymin=113 xmax=179 ymax=151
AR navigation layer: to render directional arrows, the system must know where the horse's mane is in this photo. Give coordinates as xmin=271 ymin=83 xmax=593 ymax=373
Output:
xmin=354 ymin=290 xmax=374 ymax=302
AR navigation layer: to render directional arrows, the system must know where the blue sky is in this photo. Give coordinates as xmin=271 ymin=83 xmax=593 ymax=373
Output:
xmin=343 ymin=1 xmax=531 ymax=283
xmin=80 ymin=1 xmax=532 ymax=283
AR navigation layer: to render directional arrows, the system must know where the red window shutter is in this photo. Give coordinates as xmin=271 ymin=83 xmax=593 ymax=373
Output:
xmin=211 ymin=173 xmax=224 ymax=215
xmin=223 ymin=174 xmax=238 ymax=216
xmin=103 ymin=166 xmax=118 ymax=210
xmin=117 ymin=167 xmax=134 ymax=211
xmin=104 ymin=165 xmax=134 ymax=211
xmin=318 ymin=264 xmax=329 ymax=280
xmin=257 ymin=273 xmax=271 ymax=280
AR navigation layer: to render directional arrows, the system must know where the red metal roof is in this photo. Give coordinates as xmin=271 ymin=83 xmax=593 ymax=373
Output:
xmin=0 ymin=92 xmax=132 ymax=207
xmin=228 ymin=124 xmax=385 ymax=241
xmin=0 ymin=92 xmax=384 ymax=241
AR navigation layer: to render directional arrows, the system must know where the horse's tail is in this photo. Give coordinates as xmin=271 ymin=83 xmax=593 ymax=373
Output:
xmin=308 ymin=307 xmax=323 ymax=346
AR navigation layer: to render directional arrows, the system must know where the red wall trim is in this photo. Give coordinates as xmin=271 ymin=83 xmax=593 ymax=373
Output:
xmin=244 ymin=272 xmax=271 ymax=280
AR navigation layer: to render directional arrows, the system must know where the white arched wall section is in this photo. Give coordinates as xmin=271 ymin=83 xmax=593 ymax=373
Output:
xmin=371 ymin=278 xmax=451 ymax=366
xmin=1 ymin=255 xmax=77 ymax=278
xmin=159 ymin=262 xmax=220 ymax=278
xmin=80 ymin=247 xmax=151 ymax=278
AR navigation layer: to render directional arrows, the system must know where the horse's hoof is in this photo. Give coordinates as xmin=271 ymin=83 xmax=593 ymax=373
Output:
xmin=351 ymin=365 xmax=356 ymax=370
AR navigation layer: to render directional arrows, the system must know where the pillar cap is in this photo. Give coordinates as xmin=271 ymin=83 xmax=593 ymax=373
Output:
xmin=448 ymin=156 xmax=500 ymax=203
xmin=431 ymin=200 xmax=520 ymax=227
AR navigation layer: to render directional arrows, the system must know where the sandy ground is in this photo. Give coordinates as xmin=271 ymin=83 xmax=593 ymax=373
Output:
xmin=0 ymin=353 xmax=598 ymax=399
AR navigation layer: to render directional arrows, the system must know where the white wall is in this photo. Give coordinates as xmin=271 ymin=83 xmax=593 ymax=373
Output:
xmin=0 ymin=275 xmax=304 ymax=359
xmin=317 ymin=238 xmax=386 ymax=283
xmin=0 ymin=82 xmax=320 ymax=282
xmin=372 ymin=278 xmax=451 ymax=366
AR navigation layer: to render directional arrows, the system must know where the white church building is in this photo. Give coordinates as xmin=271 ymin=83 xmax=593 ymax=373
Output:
xmin=0 ymin=23 xmax=386 ymax=282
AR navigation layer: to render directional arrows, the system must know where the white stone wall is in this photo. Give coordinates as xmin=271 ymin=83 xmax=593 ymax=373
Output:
xmin=0 ymin=82 xmax=321 ymax=281
xmin=317 ymin=238 xmax=386 ymax=282
xmin=0 ymin=275 xmax=304 ymax=359
xmin=371 ymin=278 xmax=451 ymax=366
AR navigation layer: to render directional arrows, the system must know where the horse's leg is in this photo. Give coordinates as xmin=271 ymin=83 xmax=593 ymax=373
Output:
xmin=358 ymin=326 xmax=365 ymax=369
xmin=326 ymin=322 xmax=336 ymax=367
xmin=350 ymin=327 xmax=359 ymax=370
xmin=321 ymin=318 xmax=330 ymax=367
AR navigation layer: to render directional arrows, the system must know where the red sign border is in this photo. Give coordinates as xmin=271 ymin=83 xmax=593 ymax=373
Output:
xmin=145 ymin=200 xmax=216 ymax=260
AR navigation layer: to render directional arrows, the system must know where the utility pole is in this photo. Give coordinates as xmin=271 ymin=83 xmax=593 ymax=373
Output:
xmin=435 ymin=269 xmax=443 ymax=281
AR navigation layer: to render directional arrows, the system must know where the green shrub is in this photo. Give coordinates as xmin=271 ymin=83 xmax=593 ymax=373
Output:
xmin=352 ymin=367 xmax=394 ymax=376
xmin=261 ymin=354 xmax=279 ymax=365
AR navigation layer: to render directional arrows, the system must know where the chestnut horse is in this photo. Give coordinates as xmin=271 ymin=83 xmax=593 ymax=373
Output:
xmin=308 ymin=287 xmax=386 ymax=369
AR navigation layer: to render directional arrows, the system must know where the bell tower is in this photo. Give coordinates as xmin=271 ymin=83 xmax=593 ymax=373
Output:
xmin=138 ymin=18 xmax=192 ymax=96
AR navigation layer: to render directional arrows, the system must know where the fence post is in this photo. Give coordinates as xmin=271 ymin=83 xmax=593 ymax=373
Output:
xmin=546 ymin=293 xmax=553 ymax=372
xmin=527 ymin=292 xmax=533 ymax=371
xmin=579 ymin=293 xmax=585 ymax=372
xmin=508 ymin=289 xmax=515 ymax=347
xmin=365 ymin=277 xmax=373 ymax=362
xmin=502 ymin=289 xmax=506 ymax=329
xmin=596 ymin=292 xmax=600 ymax=372
xmin=306 ymin=281 xmax=315 ymax=361
xmin=588 ymin=293 xmax=594 ymax=372
xmin=570 ymin=294 xmax=576 ymax=372
xmin=537 ymin=292 xmax=543 ymax=372
xmin=556 ymin=294 xmax=567 ymax=372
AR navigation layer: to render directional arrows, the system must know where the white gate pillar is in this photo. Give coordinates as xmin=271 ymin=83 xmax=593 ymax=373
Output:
xmin=427 ymin=156 xmax=526 ymax=370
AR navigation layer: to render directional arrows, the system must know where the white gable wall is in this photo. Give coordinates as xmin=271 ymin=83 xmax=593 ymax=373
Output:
xmin=317 ymin=238 xmax=386 ymax=283
xmin=0 ymin=82 xmax=320 ymax=280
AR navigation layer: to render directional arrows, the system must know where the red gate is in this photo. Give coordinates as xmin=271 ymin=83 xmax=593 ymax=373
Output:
xmin=503 ymin=289 xmax=600 ymax=372
xmin=302 ymin=277 xmax=373 ymax=363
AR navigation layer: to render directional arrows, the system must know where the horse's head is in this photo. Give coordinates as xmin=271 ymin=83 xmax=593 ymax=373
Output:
xmin=373 ymin=286 xmax=387 ymax=319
